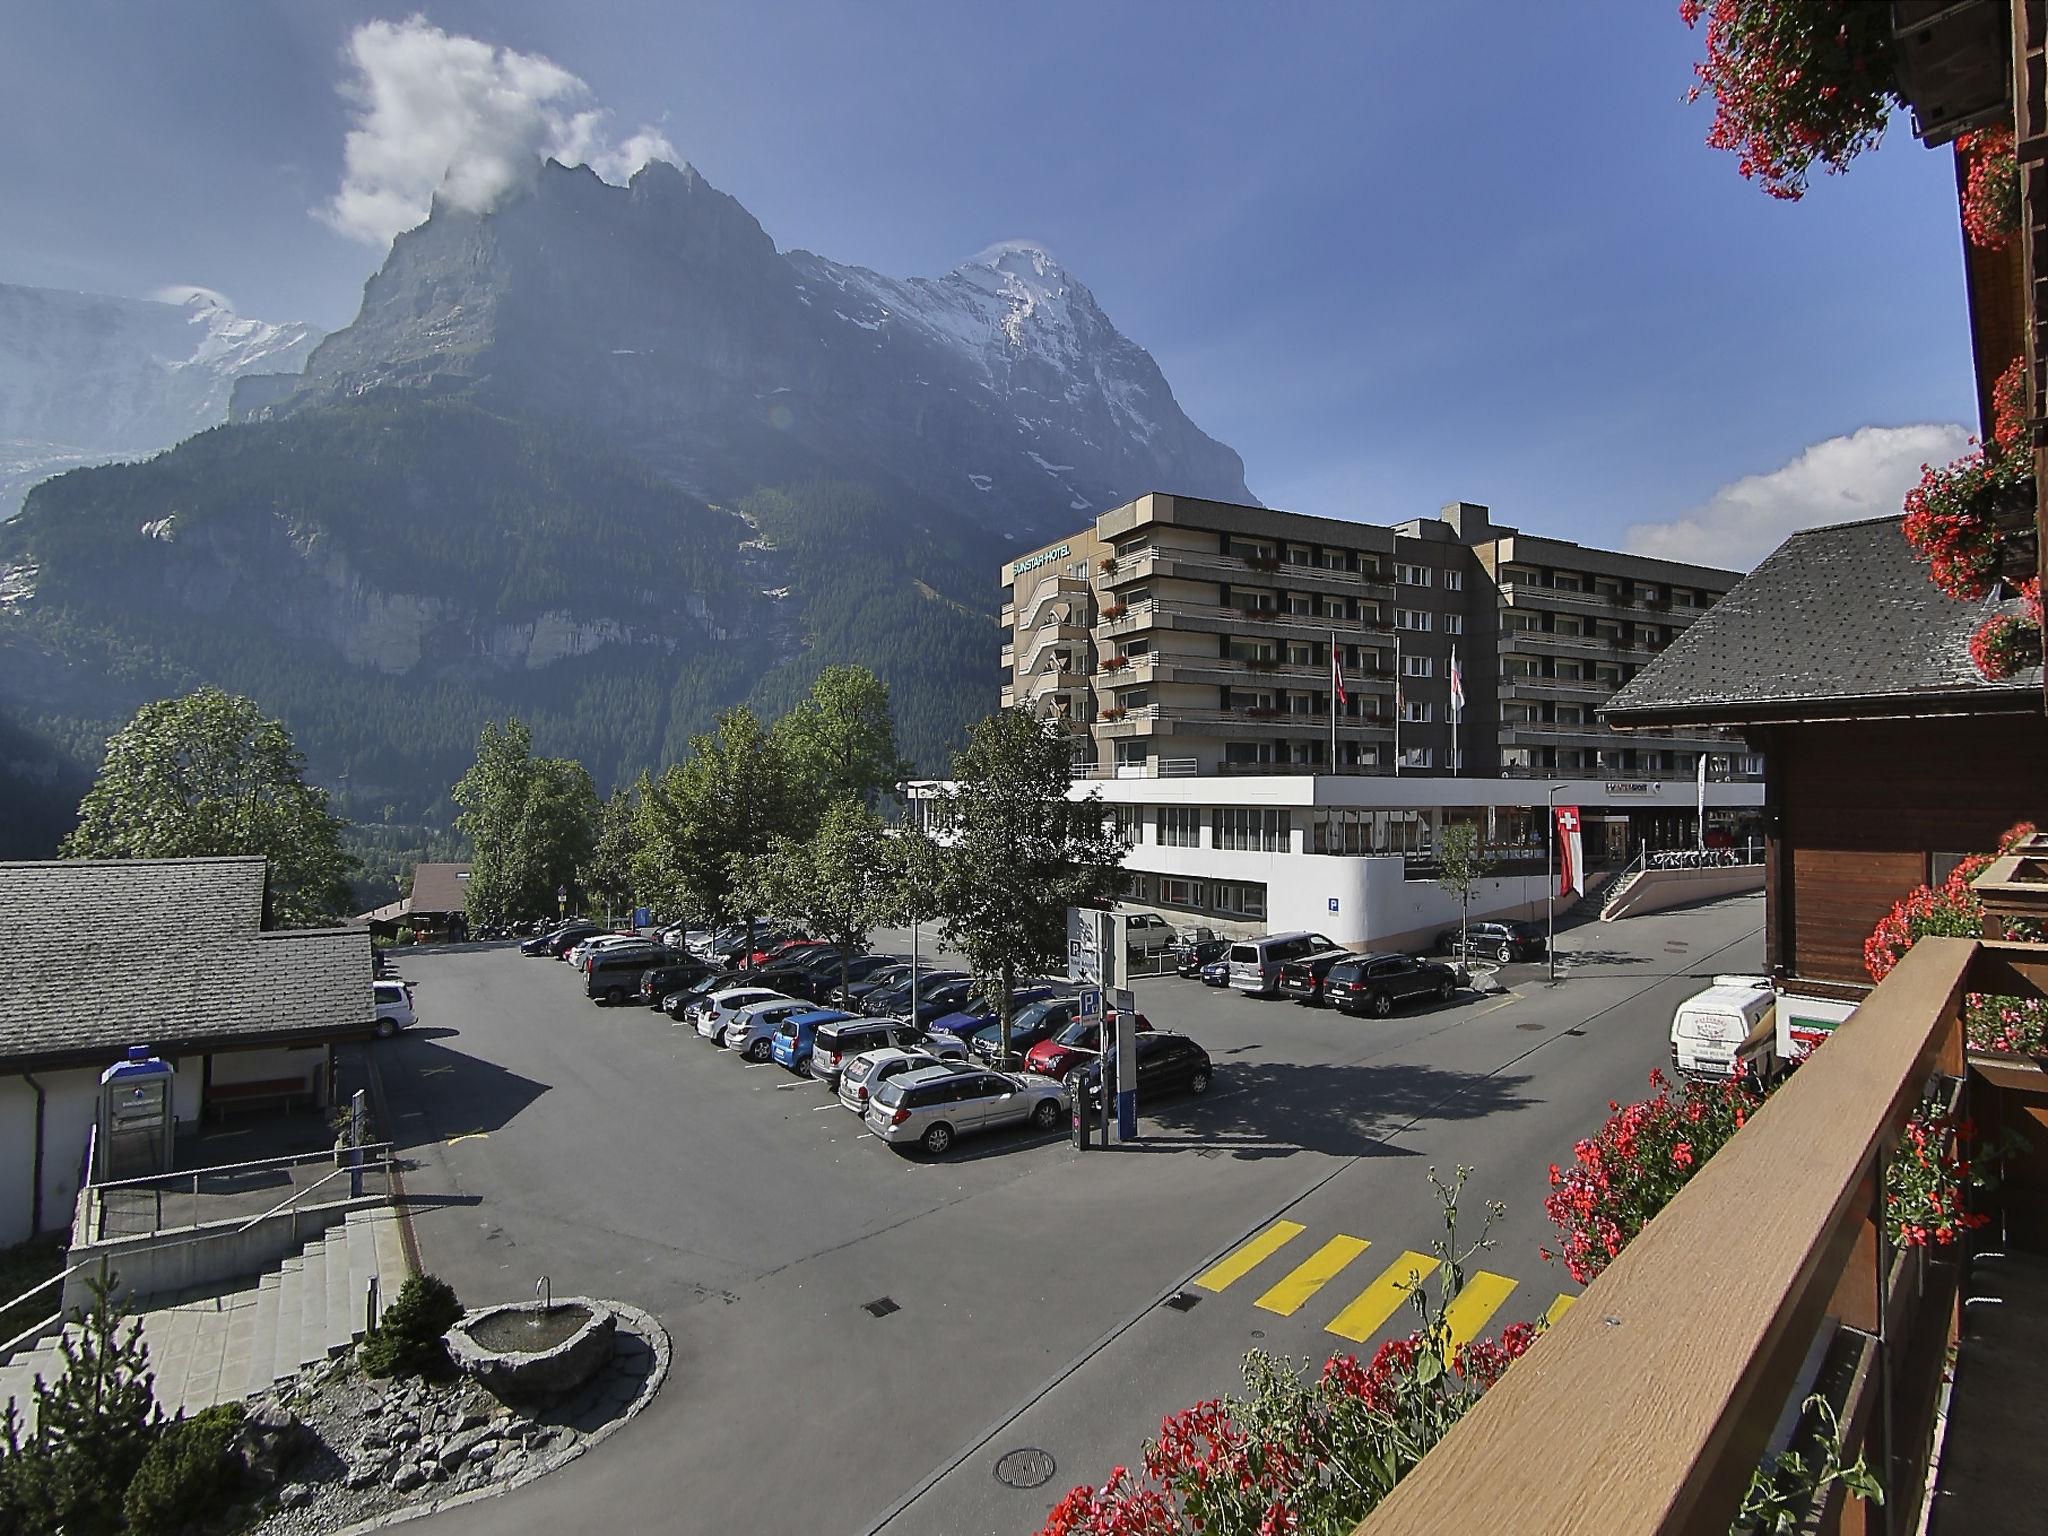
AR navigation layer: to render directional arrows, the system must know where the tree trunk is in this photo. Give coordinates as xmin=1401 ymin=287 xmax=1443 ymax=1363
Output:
xmin=998 ymin=956 xmax=1015 ymax=1068
xmin=840 ymin=937 xmax=852 ymax=1004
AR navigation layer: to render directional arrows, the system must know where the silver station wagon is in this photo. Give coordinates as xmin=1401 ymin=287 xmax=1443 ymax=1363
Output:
xmin=864 ymin=1065 xmax=1068 ymax=1155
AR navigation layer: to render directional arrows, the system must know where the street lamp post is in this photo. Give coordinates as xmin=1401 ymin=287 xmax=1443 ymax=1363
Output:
xmin=897 ymin=780 xmax=920 ymax=1028
xmin=1546 ymin=782 xmax=1564 ymax=983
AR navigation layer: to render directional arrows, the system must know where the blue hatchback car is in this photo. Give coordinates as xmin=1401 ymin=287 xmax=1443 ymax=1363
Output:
xmin=925 ymin=985 xmax=1070 ymax=1043
xmin=771 ymin=1008 xmax=854 ymax=1073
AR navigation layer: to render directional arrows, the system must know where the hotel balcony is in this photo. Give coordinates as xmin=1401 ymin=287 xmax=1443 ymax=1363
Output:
xmin=1098 ymin=652 xmax=1397 ymax=694
xmin=1497 ymin=675 xmax=1616 ymax=705
xmin=1011 ymin=576 xmax=1093 ymax=633
xmin=1100 ymin=546 xmax=1394 ymax=600
xmin=1100 ymin=597 xmax=1388 ymax=643
xmin=1094 ymin=703 xmax=1395 ymax=741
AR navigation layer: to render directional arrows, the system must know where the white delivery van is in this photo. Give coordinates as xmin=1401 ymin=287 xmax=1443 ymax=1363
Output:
xmin=1669 ymin=977 xmax=1777 ymax=1086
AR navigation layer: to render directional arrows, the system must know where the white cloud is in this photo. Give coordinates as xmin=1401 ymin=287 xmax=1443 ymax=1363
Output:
xmin=319 ymin=16 xmax=678 ymax=247
xmin=151 ymin=284 xmax=235 ymax=311
xmin=1626 ymin=422 xmax=1974 ymax=570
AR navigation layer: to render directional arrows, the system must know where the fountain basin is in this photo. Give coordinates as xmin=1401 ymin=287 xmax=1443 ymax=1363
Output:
xmin=445 ymin=1297 xmax=616 ymax=1397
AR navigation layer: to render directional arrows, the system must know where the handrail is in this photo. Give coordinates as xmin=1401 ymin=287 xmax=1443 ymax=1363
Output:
xmin=90 ymin=1142 xmax=396 ymax=1193
xmin=0 ymin=1258 xmax=100 ymax=1343
xmin=232 ymin=1156 xmax=392 ymax=1235
xmin=0 ymin=1309 xmax=62 ymax=1361
xmin=1356 ymin=936 xmax=2048 ymax=1535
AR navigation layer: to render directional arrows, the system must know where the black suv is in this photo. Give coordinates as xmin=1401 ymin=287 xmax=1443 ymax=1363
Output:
xmin=1326 ymin=954 xmax=1458 ymax=1017
xmin=1435 ymin=920 xmax=1548 ymax=964
xmin=1278 ymin=948 xmax=1358 ymax=1006
xmin=1079 ymin=1032 xmax=1213 ymax=1108
xmin=638 ymin=958 xmax=716 ymax=1008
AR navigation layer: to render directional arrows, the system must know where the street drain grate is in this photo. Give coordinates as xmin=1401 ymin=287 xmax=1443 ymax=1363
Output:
xmin=1163 ymin=1291 xmax=1202 ymax=1312
xmin=863 ymin=1296 xmax=900 ymax=1318
xmin=995 ymin=1448 xmax=1058 ymax=1489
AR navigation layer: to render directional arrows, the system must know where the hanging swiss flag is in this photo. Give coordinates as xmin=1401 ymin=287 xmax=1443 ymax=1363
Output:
xmin=1555 ymin=805 xmax=1584 ymax=898
xmin=1332 ymin=644 xmax=1348 ymax=707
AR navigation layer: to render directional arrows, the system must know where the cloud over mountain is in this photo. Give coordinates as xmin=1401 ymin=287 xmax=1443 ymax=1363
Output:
xmin=320 ymin=16 xmax=677 ymax=247
xmin=1625 ymin=422 xmax=1973 ymax=570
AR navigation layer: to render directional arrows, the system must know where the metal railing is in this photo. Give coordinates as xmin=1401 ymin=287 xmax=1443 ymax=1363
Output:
xmin=1358 ymin=936 xmax=2045 ymax=1536
xmin=90 ymin=1143 xmax=396 ymax=1242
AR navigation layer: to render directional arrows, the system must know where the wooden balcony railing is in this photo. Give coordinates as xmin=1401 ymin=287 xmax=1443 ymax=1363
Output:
xmin=1358 ymin=936 xmax=2048 ymax=1536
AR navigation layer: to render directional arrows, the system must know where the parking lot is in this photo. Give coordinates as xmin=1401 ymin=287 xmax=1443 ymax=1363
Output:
xmin=379 ymin=894 xmax=1765 ymax=1536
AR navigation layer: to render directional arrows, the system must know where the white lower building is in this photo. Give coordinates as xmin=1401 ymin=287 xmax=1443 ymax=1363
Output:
xmin=915 ymin=772 xmax=1763 ymax=952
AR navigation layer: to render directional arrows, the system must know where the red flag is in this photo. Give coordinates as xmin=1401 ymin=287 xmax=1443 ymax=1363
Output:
xmin=1555 ymin=805 xmax=1584 ymax=898
xmin=1332 ymin=644 xmax=1347 ymax=707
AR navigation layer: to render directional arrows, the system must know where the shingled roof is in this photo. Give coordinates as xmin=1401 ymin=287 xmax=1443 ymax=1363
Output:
xmin=406 ymin=862 xmax=471 ymax=916
xmin=0 ymin=856 xmax=373 ymax=1071
xmin=1604 ymin=516 xmax=2044 ymax=728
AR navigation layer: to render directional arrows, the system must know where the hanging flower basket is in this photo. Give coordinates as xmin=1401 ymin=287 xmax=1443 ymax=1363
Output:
xmin=1098 ymin=706 xmax=1127 ymax=722
xmin=1901 ymin=443 xmax=2029 ymax=601
xmin=1972 ymin=608 xmax=2042 ymax=682
xmin=1679 ymin=0 xmax=1901 ymax=201
xmin=1100 ymin=601 xmax=1128 ymax=621
xmin=1099 ymin=654 xmax=1130 ymax=672
xmin=1993 ymin=355 xmax=2030 ymax=457
xmin=1961 ymin=126 xmax=2021 ymax=249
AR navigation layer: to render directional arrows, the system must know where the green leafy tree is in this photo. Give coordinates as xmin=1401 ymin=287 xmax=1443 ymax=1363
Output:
xmin=736 ymin=799 xmax=895 ymax=997
xmin=773 ymin=664 xmax=911 ymax=832
xmin=933 ymin=709 xmax=1126 ymax=1064
xmin=583 ymin=784 xmax=640 ymax=921
xmin=451 ymin=719 xmax=599 ymax=922
xmin=635 ymin=707 xmax=796 ymax=941
xmin=1434 ymin=821 xmax=1494 ymax=967
xmin=0 ymin=1268 xmax=162 ymax=1536
xmin=60 ymin=688 xmax=355 ymax=927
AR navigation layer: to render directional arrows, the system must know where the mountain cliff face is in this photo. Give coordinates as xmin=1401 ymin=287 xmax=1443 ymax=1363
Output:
xmin=0 ymin=156 xmax=1252 ymax=829
xmin=0 ymin=283 xmax=320 ymax=516
xmin=259 ymin=159 xmax=1253 ymax=538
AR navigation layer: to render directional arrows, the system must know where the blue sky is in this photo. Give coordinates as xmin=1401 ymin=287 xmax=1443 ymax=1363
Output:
xmin=0 ymin=0 xmax=1978 ymax=565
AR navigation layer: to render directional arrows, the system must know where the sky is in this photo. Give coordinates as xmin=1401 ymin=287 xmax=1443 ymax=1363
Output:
xmin=0 ymin=0 xmax=1981 ymax=567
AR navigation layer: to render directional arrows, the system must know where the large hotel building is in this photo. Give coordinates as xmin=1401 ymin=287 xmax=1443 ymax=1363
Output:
xmin=990 ymin=494 xmax=1766 ymax=948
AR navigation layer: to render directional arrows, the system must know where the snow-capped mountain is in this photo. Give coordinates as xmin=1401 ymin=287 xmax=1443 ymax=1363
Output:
xmin=264 ymin=159 xmax=1252 ymax=534
xmin=0 ymin=283 xmax=321 ymax=516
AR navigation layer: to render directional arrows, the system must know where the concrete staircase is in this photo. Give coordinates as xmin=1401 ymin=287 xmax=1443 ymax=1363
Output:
xmin=0 ymin=1207 xmax=410 ymax=1431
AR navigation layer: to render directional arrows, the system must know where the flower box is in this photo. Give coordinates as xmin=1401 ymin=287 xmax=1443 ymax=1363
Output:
xmin=1100 ymin=602 xmax=1128 ymax=621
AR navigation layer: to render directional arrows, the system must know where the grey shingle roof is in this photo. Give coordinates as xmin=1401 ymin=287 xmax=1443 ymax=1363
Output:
xmin=0 ymin=856 xmax=373 ymax=1069
xmin=1604 ymin=516 xmax=2044 ymax=727
xmin=406 ymin=862 xmax=471 ymax=915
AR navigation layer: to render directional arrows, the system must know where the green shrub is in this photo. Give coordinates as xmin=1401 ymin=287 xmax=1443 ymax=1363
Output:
xmin=122 ymin=1403 xmax=245 ymax=1536
xmin=394 ymin=925 xmax=416 ymax=946
xmin=359 ymin=1274 xmax=461 ymax=1379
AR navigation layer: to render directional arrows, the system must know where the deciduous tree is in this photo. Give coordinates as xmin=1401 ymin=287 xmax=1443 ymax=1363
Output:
xmin=1434 ymin=821 xmax=1494 ymax=968
xmin=61 ymin=688 xmax=353 ymax=927
xmin=735 ymin=799 xmax=894 ymax=998
xmin=774 ymin=664 xmax=909 ymax=832
xmin=635 ymin=707 xmax=795 ymax=939
xmin=451 ymin=720 xmax=598 ymax=922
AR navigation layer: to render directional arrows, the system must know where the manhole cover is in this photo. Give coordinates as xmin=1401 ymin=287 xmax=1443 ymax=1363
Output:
xmin=1516 ymin=1021 xmax=1545 ymax=1031
xmin=995 ymin=1448 xmax=1057 ymax=1489
xmin=1163 ymin=1291 xmax=1201 ymax=1312
xmin=863 ymin=1296 xmax=900 ymax=1318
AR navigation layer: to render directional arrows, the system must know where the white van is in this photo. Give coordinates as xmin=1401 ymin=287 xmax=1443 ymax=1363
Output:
xmin=1227 ymin=931 xmax=1338 ymax=997
xmin=1668 ymin=977 xmax=1776 ymax=1086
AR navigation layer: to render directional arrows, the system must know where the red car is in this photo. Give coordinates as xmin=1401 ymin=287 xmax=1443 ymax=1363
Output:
xmin=1023 ymin=1011 xmax=1153 ymax=1080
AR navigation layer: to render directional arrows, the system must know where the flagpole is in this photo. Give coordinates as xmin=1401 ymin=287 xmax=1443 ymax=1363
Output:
xmin=1393 ymin=631 xmax=1402 ymax=777
xmin=1329 ymin=628 xmax=1338 ymax=773
xmin=1450 ymin=643 xmax=1459 ymax=776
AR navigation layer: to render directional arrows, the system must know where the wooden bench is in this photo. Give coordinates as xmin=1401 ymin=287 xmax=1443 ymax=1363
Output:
xmin=206 ymin=1078 xmax=314 ymax=1120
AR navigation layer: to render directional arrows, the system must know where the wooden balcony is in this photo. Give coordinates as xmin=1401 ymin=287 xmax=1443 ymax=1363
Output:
xmin=1357 ymin=935 xmax=2048 ymax=1536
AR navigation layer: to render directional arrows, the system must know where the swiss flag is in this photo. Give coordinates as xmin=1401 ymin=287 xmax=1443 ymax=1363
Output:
xmin=1555 ymin=805 xmax=1584 ymax=898
xmin=1332 ymin=644 xmax=1347 ymax=707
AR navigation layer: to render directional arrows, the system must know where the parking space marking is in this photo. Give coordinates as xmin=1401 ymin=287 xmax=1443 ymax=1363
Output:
xmin=1545 ymin=1292 xmax=1577 ymax=1326
xmin=1253 ymin=1234 xmax=1370 ymax=1317
xmin=1325 ymin=1251 xmax=1438 ymax=1342
xmin=446 ymin=1132 xmax=489 ymax=1146
xmin=1440 ymin=1271 xmax=1517 ymax=1349
xmin=1192 ymin=1220 xmax=1306 ymax=1293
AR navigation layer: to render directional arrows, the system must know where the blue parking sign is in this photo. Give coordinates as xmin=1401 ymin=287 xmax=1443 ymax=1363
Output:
xmin=1078 ymin=987 xmax=1102 ymax=1021
xmin=1328 ymin=897 xmax=1339 ymax=913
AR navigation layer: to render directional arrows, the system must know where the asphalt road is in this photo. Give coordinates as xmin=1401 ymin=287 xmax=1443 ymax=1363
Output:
xmin=375 ymin=894 xmax=1764 ymax=1536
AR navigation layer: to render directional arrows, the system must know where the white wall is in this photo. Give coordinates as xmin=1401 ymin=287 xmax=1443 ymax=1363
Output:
xmin=0 ymin=1066 xmax=104 ymax=1247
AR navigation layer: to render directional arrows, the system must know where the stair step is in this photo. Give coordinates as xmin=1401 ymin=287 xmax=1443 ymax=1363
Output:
xmin=293 ymin=1240 xmax=330 ymax=1373
xmin=368 ymin=1210 xmax=410 ymax=1299
xmin=241 ymin=1274 xmax=281 ymax=1399
xmin=272 ymin=1257 xmax=305 ymax=1386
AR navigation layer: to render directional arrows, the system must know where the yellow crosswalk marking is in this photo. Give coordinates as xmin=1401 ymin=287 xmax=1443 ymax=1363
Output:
xmin=1441 ymin=1271 xmax=1517 ymax=1350
xmin=1193 ymin=1220 xmax=1305 ymax=1293
xmin=1545 ymin=1293 xmax=1577 ymax=1327
xmin=1254 ymin=1235 xmax=1370 ymax=1317
xmin=1325 ymin=1251 xmax=1438 ymax=1342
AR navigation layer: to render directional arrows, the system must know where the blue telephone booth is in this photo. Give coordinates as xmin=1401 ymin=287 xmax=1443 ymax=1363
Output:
xmin=98 ymin=1047 xmax=176 ymax=1181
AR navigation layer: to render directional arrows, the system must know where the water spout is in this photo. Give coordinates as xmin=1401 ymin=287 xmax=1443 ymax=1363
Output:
xmin=534 ymin=1274 xmax=552 ymax=1318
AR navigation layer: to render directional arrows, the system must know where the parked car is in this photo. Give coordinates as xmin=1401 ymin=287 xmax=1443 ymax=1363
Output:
xmin=1226 ymin=932 xmax=1340 ymax=997
xmin=770 ymin=1009 xmax=854 ymax=1073
xmin=807 ymin=1017 xmax=929 ymax=1087
xmin=1435 ymin=919 xmax=1548 ymax=965
xmin=1325 ymin=954 xmax=1459 ymax=1017
xmin=832 ymin=963 xmax=912 ymax=1007
xmin=585 ymin=946 xmax=677 ymax=1003
xmin=639 ymin=958 xmax=716 ymax=1009
xmin=1278 ymin=948 xmax=1361 ymax=1006
xmin=663 ymin=971 xmax=742 ymax=1020
xmin=742 ymin=941 xmax=836 ymax=982
xmin=1121 ymin=911 xmax=1177 ymax=962
xmin=926 ymin=983 xmax=1073 ymax=1043
xmin=859 ymin=970 xmax=967 ymax=1017
xmin=793 ymin=951 xmax=902 ymax=1003
xmin=372 ymin=979 xmax=415 ymax=1038
xmin=1175 ymin=938 xmax=1231 ymax=978
xmin=837 ymin=1049 xmax=971 ymax=1115
xmin=1199 ymin=957 xmax=1231 ymax=987
xmin=865 ymin=1065 xmax=1069 ymax=1154
xmin=567 ymin=933 xmax=646 ymax=968
xmin=1022 ymin=1011 xmax=1153 ymax=1080
xmin=1076 ymin=1031 xmax=1214 ymax=1109
xmin=526 ymin=921 xmax=599 ymax=957
xmin=964 ymin=994 xmax=1083 ymax=1066
xmin=687 ymin=986 xmax=790 ymax=1041
xmin=722 ymin=997 xmax=812 ymax=1060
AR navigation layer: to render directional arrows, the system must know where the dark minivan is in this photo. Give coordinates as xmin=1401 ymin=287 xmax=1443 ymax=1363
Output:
xmin=638 ymin=958 xmax=717 ymax=1009
xmin=586 ymin=946 xmax=677 ymax=1004
xmin=1325 ymin=954 xmax=1458 ymax=1017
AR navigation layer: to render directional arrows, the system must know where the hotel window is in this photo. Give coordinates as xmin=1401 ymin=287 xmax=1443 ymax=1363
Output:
xmin=1110 ymin=806 xmax=1141 ymax=846
xmin=1213 ymin=882 xmax=1267 ymax=919
xmin=1396 ymin=562 xmax=1433 ymax=587
xmin=1401 ymin=699 xmax=1434 ymax=723
xmin=1443 ymin=570 xmax=1463 ymax=592
xmin=1396 ymin=609 xmax=1433 ymax=632
xmin=1286 ymin=545 xmax=1313 ymax=566
xmin=1157 ymin=805 xmax=1202 ymax=847
xmin=1116 ymin=688 xmax=1151 ymax=710
xmin=1287 ymin=642 xmax=1316 ymax=665
xmin=1442 ymin=613 xmax=1464 ymax=635
xmin=1213 ymin=807 xmax=1292 ymax=852
xmin=1400 ymin=746 xmax=1434 ymax=769
xmin=1160 ymin=877 xmax=1206 ymax=908
xmin=1228 ymin=639 xmax=1275 ymax=662
xmin=1286 ymin=593 xmax=1314 ymax=616
xmin=1402 ymin=654 xmax=1434 ymax=677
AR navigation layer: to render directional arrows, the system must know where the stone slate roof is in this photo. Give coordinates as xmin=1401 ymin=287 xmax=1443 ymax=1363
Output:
xmin=0 ymin=856 xmax=373 ymax=1070
xmin=1604 ymin=516 xmax=2044 ymax=728
xmin=407 ymin=862 xmax=471 ymax=915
